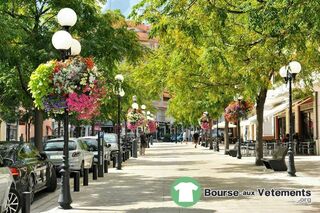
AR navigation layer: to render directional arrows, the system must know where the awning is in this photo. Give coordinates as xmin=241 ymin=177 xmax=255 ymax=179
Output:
xmin=212 ymin=122 xmax=237 ymax=129
xmin=273 ymin=98 xmax=312 ymax=117
xmin=241 ymin=101 xmax=289 ymax=124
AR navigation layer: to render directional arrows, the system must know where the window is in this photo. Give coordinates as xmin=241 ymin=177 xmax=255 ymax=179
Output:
xmin=19 ymin=145 xmax=39 ymax=159
xmin=44 ymin=141 xmax=77 ymax=151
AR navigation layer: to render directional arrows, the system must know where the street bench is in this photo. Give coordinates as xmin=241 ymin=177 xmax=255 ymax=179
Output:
xmin=262 ymin=147 xmax=288 ymax=171
xmin=226 ymin=143 xmax=238 ymax=157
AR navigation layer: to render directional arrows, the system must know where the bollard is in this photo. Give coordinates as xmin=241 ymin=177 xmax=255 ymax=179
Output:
xmin=22 ymin=192 xmax=31 ymax=213
xmin=92 ymin=164 xmax=98 ymax=180
xmin=127 ymin=150 xmax=130 ymax=159
xmin=83 ymin=168 xmax=89 ymax=186
xmin=98 ymin=163 xmax=104 ymax=178
xmin=104 ymin=159 xmax=108 ymax=173
xmin=132 ymin=139 xmax=138 ymax=158
xmin=73 ymin=171 xmax=80 ymax=192
xmin=122 ymin=152 xmax=126 ymax=162
xmin=112 ymin=156 xmax=116 ymax=168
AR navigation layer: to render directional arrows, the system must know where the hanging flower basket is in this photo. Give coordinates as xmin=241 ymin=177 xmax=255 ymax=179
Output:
xmin=224 ymin=100 xmax=253 ymax=122
xmin=199 ymin=114 xmax=210 ymax=130
xmin=127 ymin=109 xmax=144 ymax=130
xmin=28 ymin=56 xmax=106 ymax=120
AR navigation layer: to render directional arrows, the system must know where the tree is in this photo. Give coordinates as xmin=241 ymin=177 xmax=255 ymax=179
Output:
xmin=130 ymin=0 xmax=320 ymax=165
xmin=0 ymin=0 xmax=144 ymax=150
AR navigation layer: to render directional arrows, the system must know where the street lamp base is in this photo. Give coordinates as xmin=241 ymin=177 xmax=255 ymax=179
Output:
xmin=58 ymin=203 xmax=72 ymax=210
xmin=288 ymin=172 xmax=296 ymax=177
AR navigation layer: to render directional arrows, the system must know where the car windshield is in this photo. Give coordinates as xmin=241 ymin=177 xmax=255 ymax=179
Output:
xmin=104 ymin=134 xmax=117 ymax=143
xmin=44 ymin=141 xmax=77 ymax=151
xmin=0 ymin=143 xmax=18 ymax=159
xmin=82 ymin=139 xmax=98 ymax=151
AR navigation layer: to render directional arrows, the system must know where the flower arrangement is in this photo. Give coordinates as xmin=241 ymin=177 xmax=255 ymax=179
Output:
xmin=28 ymin=56 xmax=106 ymax=120
xmin=147 ymin=120 xmax=157 ymax=133
xmin=127 ymin=109 xmax=144 ymax=130
xmin=224 ymin=100 xmax=253 ymax=122
xmin=199 ymin=113 xmax=210 ymax=130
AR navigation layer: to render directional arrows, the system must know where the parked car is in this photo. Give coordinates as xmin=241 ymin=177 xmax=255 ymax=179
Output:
xmin=0 ymin=155 xmax=21 ymax=213
xmin=78 ymin=136 xmax=111 ymax=163
xmin=0 ymin=142 xmax=57 ymax=203
xmin=44 ymin=138 xmax=94 ymax=175
xmin=103 ymin=133 xmax=120 ymax=157
xmin=170 ymin=134 xmax=183 ymax=142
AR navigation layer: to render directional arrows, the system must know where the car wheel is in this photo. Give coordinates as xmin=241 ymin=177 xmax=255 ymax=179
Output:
xmin=46 ymin=167 xmax=57 ymax=192
xmin=5 ymin=188 xmax=21 ymax=213
xmin=79 ymin=161 xmax=84 ymax=177
xmin=28 ymin=176 xmax=35 ymax=203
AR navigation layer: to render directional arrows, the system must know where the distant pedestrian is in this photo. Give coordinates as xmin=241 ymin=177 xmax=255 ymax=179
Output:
xmin=19 ymin=134 xmax=24 ymax=142
xmin=183 ymin=131 xmax=187 ymax=144
xmin=140 ymin=131 xmax=148 ymax=156
xmin=193 ymin=132 xmax=200 ymax=148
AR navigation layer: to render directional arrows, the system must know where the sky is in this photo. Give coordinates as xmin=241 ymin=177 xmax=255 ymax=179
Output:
xmin=103 ymin=0 xmax=142 ymax=18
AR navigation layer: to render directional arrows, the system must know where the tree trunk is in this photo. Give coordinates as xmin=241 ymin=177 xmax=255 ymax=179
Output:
xmin=209 ymin=118 xmax=213 ymax=149
xmin=91 ymin=122 xmax=95 ymax=136
xmin=75 ymin=126 xmax=81 ymax=138
xmin=34 ymin=109 xmax=44 ymax=151
xmin=255 ymin=88 xmax=268 ymax=166
xmin=58 ymin=120 xmax=61 ymax=137
xmin=6 ymin=125 xmax=10 ymax=141
xmin=27 ymin=122 xmax=31 ymax=143
xmin=224 ymin=120 xmax=229 ymax=155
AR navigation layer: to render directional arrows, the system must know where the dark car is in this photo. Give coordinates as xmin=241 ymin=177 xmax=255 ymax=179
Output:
xmin=0 ymin=142 xmax=57 ymax=202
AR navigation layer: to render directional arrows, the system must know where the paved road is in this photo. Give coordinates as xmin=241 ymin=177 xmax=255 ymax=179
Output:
xmin=31 ymin=142 xmax=320 ymax=213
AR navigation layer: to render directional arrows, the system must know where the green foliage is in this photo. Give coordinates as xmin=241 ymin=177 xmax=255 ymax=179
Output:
xmin=28 ymin=61 xmax=55 ymax=109
xmin=129 ymin=0 xmax=320 ymax=127
xmin=0 ymin=0 xmax=145 ymax=125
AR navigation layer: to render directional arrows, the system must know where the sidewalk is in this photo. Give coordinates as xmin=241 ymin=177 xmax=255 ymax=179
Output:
xmin=32 ymin=142 xmax=320 ymax=213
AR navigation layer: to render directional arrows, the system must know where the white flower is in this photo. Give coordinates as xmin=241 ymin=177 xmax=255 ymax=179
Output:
xmin=89 ymin=75 xmax=95 ymax=83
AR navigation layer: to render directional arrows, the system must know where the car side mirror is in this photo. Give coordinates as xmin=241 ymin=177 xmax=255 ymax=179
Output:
xmin=106 ymin=144 xmax=111 ymax=148
xmin=39 ymin=152 xmax=48 ymax=160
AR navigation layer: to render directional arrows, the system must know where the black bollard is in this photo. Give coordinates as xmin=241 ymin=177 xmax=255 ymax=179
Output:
xmin=83 ymin=168 xmax=89 ymax=186
xmin=92 ymin=164 xmax=98 ymax=180
xmin=112 ymin=156 xmax=116 ymax=168
xmin=73 ymin=171 xmax=80 ymax=192
xmin=132 ymin=139 xmax=138 ymax=158
xmin=104 ymin=159 xmax=108 ymax=173
xmin=122 ymin=152 xmax=126 ymax=162
xmin=98 ymin=162 xmax=104 ymax=178
xmin=22 ymin=192 xmax=31 ymax=213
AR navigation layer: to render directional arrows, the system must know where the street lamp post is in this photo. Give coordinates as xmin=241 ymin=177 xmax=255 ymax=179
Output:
xmin=52 ymin=8 xmax=80 ymax=210
xmin=279 ymin=61 xmax=302 ymax=177
xmin=115 ymin=74 xmax=125 ymax=170
xmin=141 ymin=105 xmax=146 ymax=134
xmin=215 ymin=118 xmax=219 ymax=152
xmin=236 ymin=97 xmax=242 ymax=159
xmin=131 ymin=97 xmax=139 ymax=157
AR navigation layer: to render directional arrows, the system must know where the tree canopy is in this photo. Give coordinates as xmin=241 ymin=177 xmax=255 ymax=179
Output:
xmin=129 ymin=0 xmax=320 ymax=164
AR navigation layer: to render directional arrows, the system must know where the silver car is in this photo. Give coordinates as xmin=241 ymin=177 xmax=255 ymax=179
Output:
xmin=79 ymin=136 xmax=111 ymax=163
xmin=104 ymin=133 xmax=120 ymax=157
xmin=44 ymin=138 xmax=94 ymax=174
xmin=0 ymin=156 xmax=20 ymax=213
